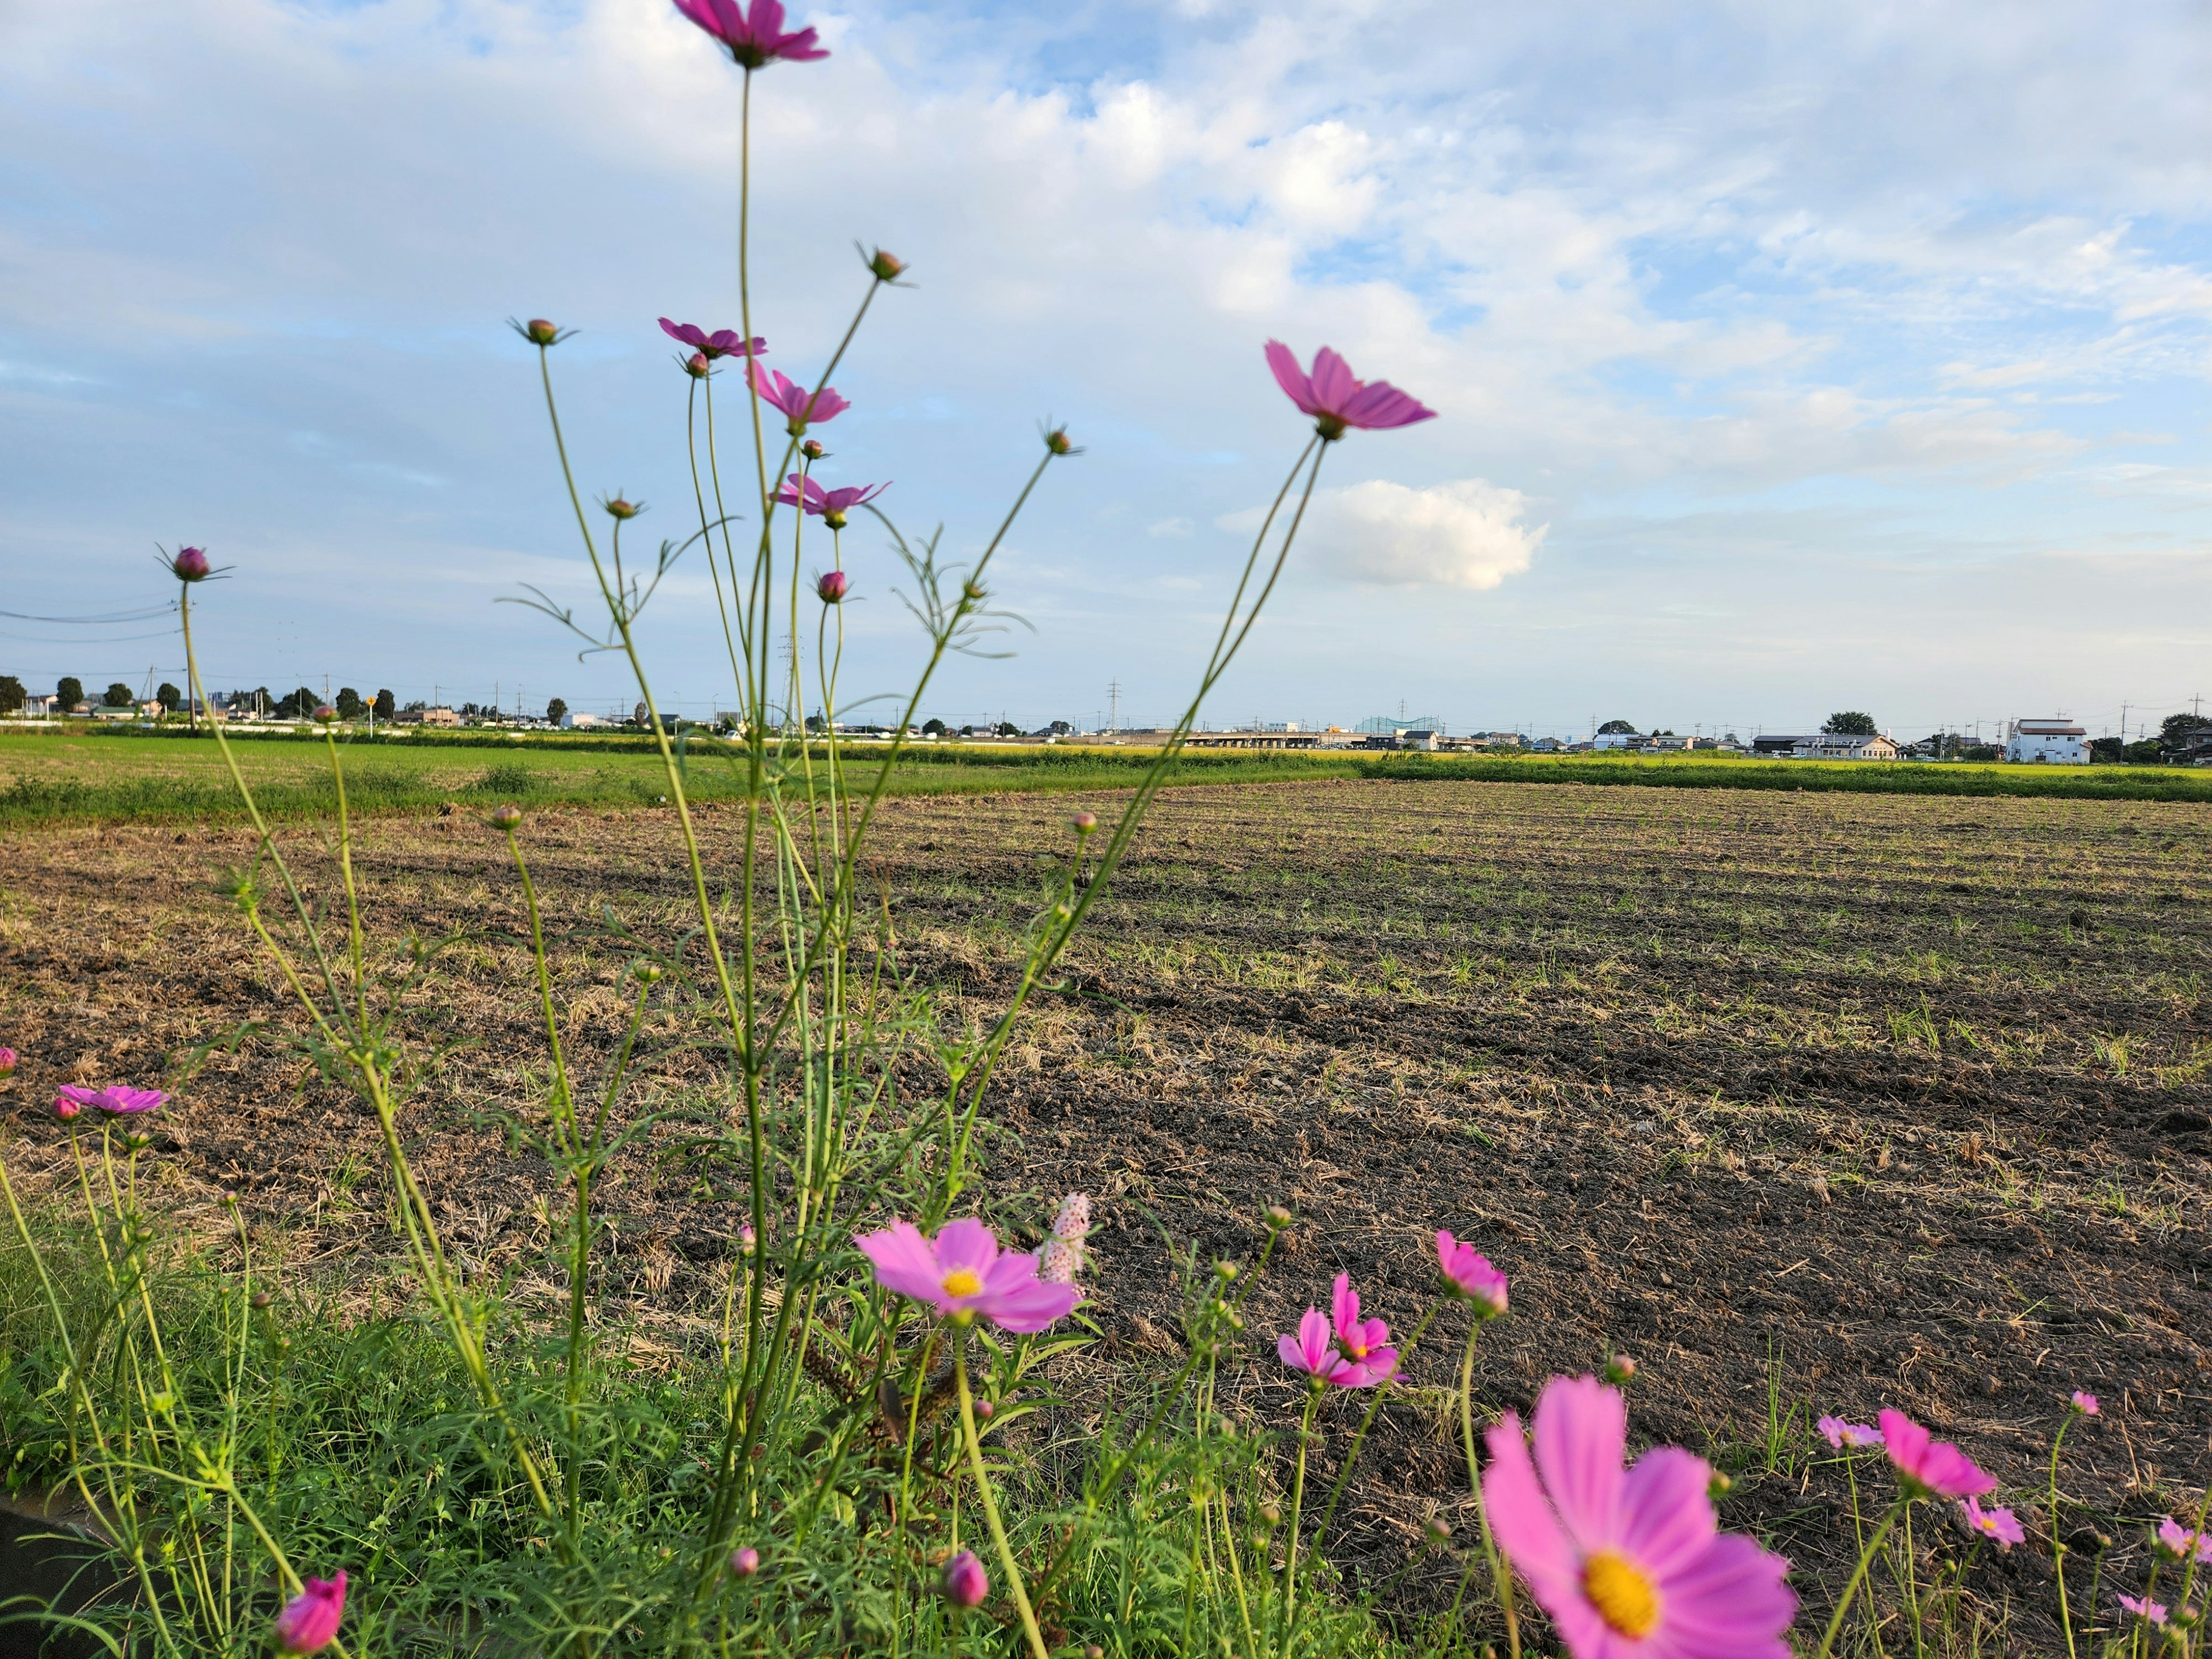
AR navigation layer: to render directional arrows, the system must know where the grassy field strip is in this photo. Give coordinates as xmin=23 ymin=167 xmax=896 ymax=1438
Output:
xmin=5 ymin=729 xmax=2212 ymax=825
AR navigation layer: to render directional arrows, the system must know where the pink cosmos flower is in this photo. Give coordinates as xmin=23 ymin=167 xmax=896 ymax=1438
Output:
xmin=2119 ymin=1594 xmax=2169 ymax=1627
xmin=53 ymin=1093 xmax=84 ymax=1120
xmin=854 ymin=1217 xmax=1078 ymax=1333
xmin=1435 ymin=1230 xmax=1509 ymax=1316
xmin=776 ymin=474 xmax=886 ymax=530
xmin=1961 ymin=1498 xmax=2024 ymax=1551
xmin=1817 ymin=1416 xmax=1885 ymax=1450
xmin=1263 ymin=342 xmax=1437 ymax=441
xmin=2071 ymin=1391 xmax=2100 ymax=1416
xmin=1329 ymin=1273 xmax=1397 ymax=1383
xmin=1276 ymin=1306 xmax=1370 ymax=1388
xmin=816 ymin=570 xmax=849 ymax=604
xmin=1484 ymin=1375 xmax=1796 ymax=1658
xmin=1040 ymin=1193 xmax=1090 ymax=1287
xmin=99 ymin=1086 xmax=168 ymax=1115
xmin=751 ymin=365 xmax=850 ymax=435
xmin=658 ymin=319 xmax=765 ymax=360
xmin=941 ymin=1548 xmax=988 ymax=1608
xmin=1878 ymin=1410 xmax=1994 ymax=1499
xmin=2156 ymin=1517 xmax=2212 ymax=1565
xmin=0 ymin=1047 xmax=17 ymax=1077
xmin=274 ymin=1571 xmax=344 ymax=1655
xmin=671 ymin=0 xmax=827 ymax=67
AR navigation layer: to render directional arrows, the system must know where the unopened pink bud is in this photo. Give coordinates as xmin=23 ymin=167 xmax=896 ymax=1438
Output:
xmin=312 ymin=704 xmax=336 ymax=724
xmin=865 ymin=247 xmax=906 ymax=282
xmin=54 ymin=1097 xmax=81 ymax=1120
xmin=0 ymin=1046 xmax=17 ymax=1077
xmin=524 ymin=319 xmax=560 ymax=346
xmin=604 ymin=497 xmax=641 ymax=520
xmin=817 ymin=570 xmax=849 ymax=604
xmin=1071 ymin=811 xmax=1097 ymax=832
xmin=728 ymin=1546 xmax=760 ymax=1578
xmin=1604 ymin=1354 xmax=1638 ymax=1385
xmin=273 ymin=1571 xmax=345 ymax=1654
xmin=940 ymin=1549 xmax=987 ymax=1609
xmin=685 ymin=351 xmax=711 ymax=379
xmin=800 ymin=438 xmax=826 ymax=460
xmin=172 ymin=547 xmax=211 ymax=582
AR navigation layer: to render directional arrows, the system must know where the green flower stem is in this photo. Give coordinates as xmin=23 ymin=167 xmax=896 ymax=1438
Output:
xmin=1310 ymin=1301 xmax=1439 ymax=1552
xmin=1278 ymin=1382 xmax=1324 ymax=1658
xmin=1812 ymin=1498 xmax=1908 ymax=1659
xmin=2050 ymin=1410 xmax=2081 ymax=1659
xmin=1453 ymin=1316 xmax=1518 ymax=1659
xmin=953 ymin=1340 xmax=1051 ymax=1659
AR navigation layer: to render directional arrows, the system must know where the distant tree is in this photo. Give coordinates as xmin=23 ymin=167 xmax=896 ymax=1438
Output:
xmin=922 ymin=717 xmax=947 ymax=736
xmin=275 ymin=685 xmax=316 ymax=719
xmin=56 ymin=676 xmax=84 ymax=710
xmin=993 ymin=721 xmax=1019 ymax=736
xmin=546 ymin=697 xmax=568 ymax=725
xmin=156 ymin=682 xmax=181 ymax=713
xmin=0 ymin=676 xmax=24 ymax=714
xmin=2088 ymin=736 xmax=2126 ymax=763
xmin=1596 ymin=718 xmax=1637 ymax=734
xmin=1048 ymin=719 xmax=1073 ymax=735
xmin=2126 ymin=738 xmax=2165 ymax=764
xmin=1823 ymin=711 xmax=1878 ymax=736
xmin=2160 ymin=712 xmax=2211 ymax=744
xmin=103 ymin=682 xmax=134 ymax=707
xmin=1961 ymin=743 xmax=2001 ymax=762
xmin=374 ymin=688 xmax=396 ymax=721
xmin=335 ymin=687 xmax=363 ymax=720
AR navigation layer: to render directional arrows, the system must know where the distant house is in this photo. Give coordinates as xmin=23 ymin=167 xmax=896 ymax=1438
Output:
xmin=1751 ymin=733 xmax=1900 ymax=760
xmin=1591 ymin=732 xmax=1641 ymax=751
xmin=2005 ymin=718 xmax=2087 ymax=765
xmin=560 ymin=711 xmax=609 ymax=729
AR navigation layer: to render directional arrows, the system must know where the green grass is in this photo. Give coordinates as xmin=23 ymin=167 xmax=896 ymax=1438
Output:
xmin=4 ymin=726 xmax=2209 ymax=827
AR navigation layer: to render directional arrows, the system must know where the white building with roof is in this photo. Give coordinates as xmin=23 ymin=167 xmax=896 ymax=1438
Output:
xmin=2005 ymin=718 xmax=2087 ymax=764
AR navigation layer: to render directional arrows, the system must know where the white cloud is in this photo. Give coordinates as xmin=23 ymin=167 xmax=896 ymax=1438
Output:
xmin=1234 ymin=478 xmax=1545 ymax=589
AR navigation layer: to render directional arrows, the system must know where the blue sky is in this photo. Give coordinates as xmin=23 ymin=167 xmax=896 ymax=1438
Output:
xmin=4 ymin=0 xmax=2210 ymax=738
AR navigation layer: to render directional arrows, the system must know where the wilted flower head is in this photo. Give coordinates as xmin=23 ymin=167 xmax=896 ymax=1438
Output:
xmin=940 ymin=1548 xmax=987 ymax=1608
xmin=2157 ymin=1517 xmax=2212 ymax=1565
xmin=855 ymin=1217 xmax=1078 ymax=1332
xmin=658 ymin=319 xmax=765 ymax=360
xmin=1435 ymin=1230 xmax=1508 ymax=1316
xmin=274 ymin=1571 xmax=345 ymax=1655
xmin=171 ymin=547 xmax=211 ymax=582
xmin=1878 ymin=1410 xmax=1995 ymax=1499
xmin=1329 ymin=1274 xmax=1397 ymax=1382
xmin=1484 ymin=1375 xmax=1796 ymax=1658
xmin=1263 ymin=342 xmax=1436 ymax=441
xmin=816 ymin=570 xmax=849 ymax=604
xmin=1818 ymin=1415 xmax=1885 ymax=1450
xmin=1276 ymin=1306 xmax=1370 ymax=1388
xmin=751 ymin=365 xmax=850 ymax=435
xmin=1039 ymin=1192 xmax=1090 ymax=1286
xmin=2071 ymin=1391 xmax=2100 ymax=1416
xmin=2120 ymin=1594 xmax=2170 ymax=1627
xmin=672 ymin=0 xmax=828 ymax=68
xmin=0 ymin=1047 xmax=17 ymax=1077
xmin=776 ymin=472 xmax=885 ymax=530
xmin=1961 ymin=1498 xmax=2024 ymax=1551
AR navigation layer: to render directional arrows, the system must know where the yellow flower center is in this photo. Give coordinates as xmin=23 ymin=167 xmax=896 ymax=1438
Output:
xmin=940 ymin=1268 xmax=983 ymax=1299
xmin=1582 ymin=1551 xmax=1660 ymax=1639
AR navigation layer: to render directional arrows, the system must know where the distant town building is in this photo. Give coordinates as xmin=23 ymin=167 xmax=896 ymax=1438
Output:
xmin=1751 ymin=733 xmax=1900 ymax=760
xmin=2005 ymin=718 xmax=2087 ymax=765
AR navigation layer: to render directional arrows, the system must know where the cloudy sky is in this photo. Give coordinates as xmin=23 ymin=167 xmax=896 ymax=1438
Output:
xmin=5 ymin=0 xmax=2210 ymax=739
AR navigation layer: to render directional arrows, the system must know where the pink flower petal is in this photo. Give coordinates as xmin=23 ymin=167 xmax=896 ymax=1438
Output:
xmin=1263 ymin=340 xmax=1315 ymax=414
xmin=929 ymin=1217 xmax=1000 ymax=1280
xmin=1616 ymin=1445 xmax=1718 ymax=1578
xmin=1480 ymin=1411 xmax=1585 ymax=1621
xmin=1306 ymin=347 xmax=1358 ymax=414
xmin=1657 ymin=1531 xmax=1796 ymax=1657
xmin=1531 ymin=1374 xmax=1628 ymax=1551
xmin=855 ymin=1220 xmax=945 ymax=1304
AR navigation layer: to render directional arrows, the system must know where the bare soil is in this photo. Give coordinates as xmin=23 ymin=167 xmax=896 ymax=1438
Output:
xmin=4 ymin=778 xmax=2209 ymax=1649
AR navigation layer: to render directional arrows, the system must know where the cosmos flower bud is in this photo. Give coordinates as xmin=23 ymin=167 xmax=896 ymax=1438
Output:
xmin=1425 ymin=1517 xmax=1452 ymax=1542
xmin=1708 ymin=1469 xmax=1734 ymax=1499
xmin=1604 ymin=1354 xmax=1638 ymax=1385
xmin=251 ymin=1290 xmax=274 ymax=1309
xmin=685 ymin=351 xmax=711 ymax=379
xmin=974 ymin=1398 xmax=994 ymax=1420
xmin=817 ymin=570 xmax=849 ymax=604
xmin=54 ymin=1096 xmax=82 ymax=1120
xmin=1044 ymin=426 xmax=1076 ymax=456
xmin=728 ymin=1547 xmax=760 ymax=1578
xmin=800 ymin=438 xmax=826 ymax=460
xmin=313 ymin=705 xmax=336 ymax=724
xmin=171 ymin=547 xmax=211 ymax=582
xmin=1259 ymin=1503 xmax=1282 ymax=1529
xmin=604 ymin=497 xmax=641 ymax=520
xmin=1265 ymin=1205 xmax=1293 ymax=1230
xmin=491 ymin=804 xmax=524 ymax=830
xmin=522 ymin=319 xmax=561 ymax=346
xmin=865 ymin=247 xmax=906 ymax=282
xmin=940 ymin=1550 xmax=988 ymax=1609
xmin=0 ymin=1046 xmax=17 ymax=1076
xmin=1215 ymin=1260 xmax=1237 ymax=1281
xmin=634 ymin=961 xmax=665 ymax=983
xmin=273 ymin=1572 xmax=345 ymax=1655
xmin=1072 ymin=811 xmax=1097 ymax=832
